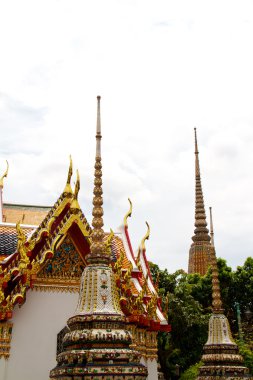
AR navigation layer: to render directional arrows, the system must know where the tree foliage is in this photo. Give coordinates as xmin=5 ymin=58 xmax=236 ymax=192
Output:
xmin=149 ymin=257 xmax=253 ymax=379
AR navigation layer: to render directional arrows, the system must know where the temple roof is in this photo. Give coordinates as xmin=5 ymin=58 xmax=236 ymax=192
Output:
xmin=0 ymin=181 xmax=170 ymax=332
xmin=0 ymin=224 xmax=34 ymax=259
xmin=3 ymin=203 xmax=51 ymax=225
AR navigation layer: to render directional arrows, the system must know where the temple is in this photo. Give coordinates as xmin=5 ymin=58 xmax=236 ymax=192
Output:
xmin=188 ymin=128 xmax=212 ymax=275
xmin=197 ymin=207 xmax=251 ymax=379
xmin=0 ymin=98 xmax=170 ymax=380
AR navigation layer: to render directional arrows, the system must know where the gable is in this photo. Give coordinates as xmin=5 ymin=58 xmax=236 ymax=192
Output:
xmin=33 ymin=235 xmax=85 ymax=292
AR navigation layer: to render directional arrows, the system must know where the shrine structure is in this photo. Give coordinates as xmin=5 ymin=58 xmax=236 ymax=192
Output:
xmin=0 ymin=98 xmax=170 ymax=380
xmin=197 ymin=207 xmax=252 ymax=379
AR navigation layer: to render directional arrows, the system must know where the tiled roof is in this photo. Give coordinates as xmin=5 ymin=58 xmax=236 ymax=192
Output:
xmin=0 ymin=224 xmax=34 ymax=257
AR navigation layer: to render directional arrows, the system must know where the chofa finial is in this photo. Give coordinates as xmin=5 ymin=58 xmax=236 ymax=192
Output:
xmin=140 ymin=221 xmax=150 ymax=251
xmin=74 ymin=169 xmax=80 ymax=200
xmin=0 ymin=160 xmax=9 ymax=188
xmin=63 ymin=156 xmax=73 ymax=194
xmin=70 ymin=170 xmax=80 ymax=211
xmin=123 ymin=198 xmax=133 ymax=228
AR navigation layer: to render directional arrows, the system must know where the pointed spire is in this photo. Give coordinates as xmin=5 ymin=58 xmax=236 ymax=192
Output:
xmin=89 ymin=96 xmax=108 ymax=264
xmin=63 ymin=155 xmax=73 ymax=194
xmin=192 ymin=128 xmax=210 ymax=243
xmin=96 ymin=95 xmax=102 ymax=158
xmin=210 ymin=246 xmax=223 ymax=313
xmin=209 ymin=206 xmax=214 ymax=246
xmin=208 ymin=209 xmax=223 ymax=313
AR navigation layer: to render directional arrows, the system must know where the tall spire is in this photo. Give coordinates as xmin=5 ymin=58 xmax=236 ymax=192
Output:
xmin=209 ymin=206 xmax=214 ymax=246
xmin=88 ymin=96 xmax=107 ymax=265
xmin=49 ymin=97 xmax=148 ymax=380
xmin=192 ymin=128 xmax=210 ymax=243
xmin=209 ymin=237 xmax=223 ymax=314
xmin=188 ymin=129 xmax=211 ymax=275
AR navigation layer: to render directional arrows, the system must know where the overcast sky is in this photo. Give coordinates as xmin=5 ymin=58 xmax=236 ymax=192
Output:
xmin=0 ymin=0 xmax=253 ymax=272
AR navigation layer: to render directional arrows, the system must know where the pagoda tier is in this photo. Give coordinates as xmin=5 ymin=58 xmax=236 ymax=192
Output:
xmin=50 ymin=264 xmax=147 ymax=379
xmin=198 ymin=313 xmax=251 ymax=379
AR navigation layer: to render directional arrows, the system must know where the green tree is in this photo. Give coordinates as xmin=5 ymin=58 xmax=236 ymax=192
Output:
xmin=151 ymin=268 xmax=209 ymax=379
xmin=233 ymin=257 xmax=253 ymax=313
xmin=149 ymin=257 xmax=253 ymax=378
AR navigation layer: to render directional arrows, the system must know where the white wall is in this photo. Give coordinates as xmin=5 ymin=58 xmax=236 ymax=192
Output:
xmin=3 ymin=290 xmax=78 ymax=380
xmin=140 ymin=357 xmax=158 ymax=380
xmin=1 ymin=290 xmax=158 ymax=380
xmin=147 ymin=358 xmax=158 ymax=380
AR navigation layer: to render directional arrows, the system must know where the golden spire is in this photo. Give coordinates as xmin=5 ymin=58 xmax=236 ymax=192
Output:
xmin=89 ymin=96 xmax=108 ymax=264
xmin=210 ymin=252 xmax=223 ymax=313
xmin=140 ymin=221 xmax=150 ymax=251
xmin=123 ymin=198 xmax=132 ymax=228
xmin=0 ymin=160 xmax=9 ymax=188
xmin=209 ymin=206 xmax=214 ymax=246
xmin=208 ymin=207 xmax=223 ymax=313
xmin=192 ymin=128 xmax=210 ymax=243
xmin=63 ymin=155 xmax=73 ymax=194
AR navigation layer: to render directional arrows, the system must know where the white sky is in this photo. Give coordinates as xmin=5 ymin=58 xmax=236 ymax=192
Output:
xmin=0 ymin=0 xmax=253 ymax=272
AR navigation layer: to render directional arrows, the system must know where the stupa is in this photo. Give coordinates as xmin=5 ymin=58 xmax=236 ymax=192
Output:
xmin=188 ymin=128 xmax=212 ymax=275
xmin=197 ymin=207 xmax=252 ymax=380
xmin=49 ymin=96 xmax=148 ymax=379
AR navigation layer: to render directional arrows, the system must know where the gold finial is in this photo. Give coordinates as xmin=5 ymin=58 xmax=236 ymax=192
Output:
xmin=16 ymin=221 xmax=29 ymax=268
xmin=16 ymin=221 xmax=26 ymax=246
xmin=140 ymin=221 xmax=150 ymax=250
xmin=0 ymin=160 xmax=9 ymax=188
xmin=192 ymin=128 xmax=210 ymax=243
xmin=105 ymin=229 xmax=114 ymax=256
xmin=74 ymin=169 xmax=80 ymax=200
xmin=70 ymin=170 xmax=80 ymax=210
xmin=143 ymin=273 xmax=149 ymax=295
xmin=194 ymin=127 xmax=200 ymax=177
xmin=89 ymin=96 xmax=107 ymax=264
xmin=114 ymin=249 xmax=125 ymax=276
xmin=67 ymin=155 xmax=73 ymax=184
xmin=96 ymin=95 xmax=102 ymax=158
xmin=123 ymin=198 xmax=132 ymax=228
xmin=147 ymin=293 xmax=158 ymax=319
xmin=63 ymin=156 xmax=73 ymax=194
xmin=209 ymin=207 xmax=214 ymax=246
